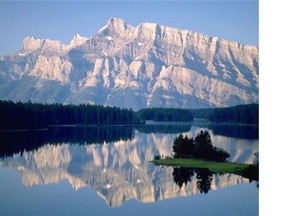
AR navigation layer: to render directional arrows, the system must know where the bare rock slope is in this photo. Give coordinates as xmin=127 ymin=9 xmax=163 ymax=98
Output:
xmin=0 ymin=17 xmax=258 ymax=109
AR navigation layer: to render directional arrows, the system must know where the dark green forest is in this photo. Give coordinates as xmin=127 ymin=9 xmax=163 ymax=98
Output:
xmin=206 ymin=103 xmax=259 ymax=124
xmin=0 ymin=101 xmax=139 ymax=130
xmin=0 ymin=101 xmax=258 ymax=130
xmin=136 ymin=107 xmax=194 ymax=122
xmin=137 ymin=104 xmax=258 ymax=124
xmin=190 ymin=103 xmax=259 ymax=125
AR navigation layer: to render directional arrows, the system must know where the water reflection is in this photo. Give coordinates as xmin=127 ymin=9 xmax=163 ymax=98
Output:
xmin=0 ymin=123 xmax=258 ymax=158
xmin=207 ymin=124 xmax=258 ymax=139
xmin=136 ymin=124 xmax=191 ymax=134
xmin=0 ymin=125 xmax=192 ymax=158
xmin=0 ymin=125 xmax=258 ymax=207
xmin=196 ymin=168 xmax=213 ymax=194
xmin=172 ymin=167 xmax=214 ymax=194
xmin=172 ymin=167 xmax=252 ymax=194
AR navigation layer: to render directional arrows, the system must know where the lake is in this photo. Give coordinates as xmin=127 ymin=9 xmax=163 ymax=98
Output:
xmin=0 ymin=123 xmax=258 ymax=215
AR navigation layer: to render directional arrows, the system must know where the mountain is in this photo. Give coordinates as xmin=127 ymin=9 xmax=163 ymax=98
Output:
xmin=0 ymin=17 xmax=259 ymax=110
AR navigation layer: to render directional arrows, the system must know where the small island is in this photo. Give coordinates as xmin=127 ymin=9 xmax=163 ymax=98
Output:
xmin=152 ymin=130 xmax=258 ymax=182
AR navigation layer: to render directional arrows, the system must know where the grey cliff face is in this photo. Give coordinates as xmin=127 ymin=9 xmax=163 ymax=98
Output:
xmin=0 ymin=17 xmax=258 ymax=109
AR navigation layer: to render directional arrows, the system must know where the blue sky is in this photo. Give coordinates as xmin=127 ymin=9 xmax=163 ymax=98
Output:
xmin=0 ymin=1 xmax=258 ymax=55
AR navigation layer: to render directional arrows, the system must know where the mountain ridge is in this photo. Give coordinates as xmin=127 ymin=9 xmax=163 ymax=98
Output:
xmin=0 ymin=17 xmax=259 ymax=110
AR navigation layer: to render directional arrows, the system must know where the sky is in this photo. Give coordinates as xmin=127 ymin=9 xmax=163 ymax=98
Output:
xmin=0 ymin=0 xmax=259 ymax=55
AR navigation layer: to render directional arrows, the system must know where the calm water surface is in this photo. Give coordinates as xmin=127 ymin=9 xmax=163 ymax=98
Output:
xmin=0 ymin=124 xmax=258 ymax=215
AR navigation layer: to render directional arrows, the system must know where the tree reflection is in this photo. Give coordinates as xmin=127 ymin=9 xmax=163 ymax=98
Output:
xmin=195 ymin=168 xmax=213 ymax=194
xmin=0 ymin=126 xmax=134 ymax=158
xmin=172 ymin=167 xmax=213 ymax=194
xmin=208 ymin=124 xmax=258 ymax=139
xmin=172 ymin=167 xmax=194 ymax=188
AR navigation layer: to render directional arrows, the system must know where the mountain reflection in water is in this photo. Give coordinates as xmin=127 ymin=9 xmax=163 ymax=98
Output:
xmin=0 ymin=124 xmax=258 ymax=207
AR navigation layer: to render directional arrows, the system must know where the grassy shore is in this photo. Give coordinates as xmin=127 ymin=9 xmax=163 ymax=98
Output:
xmin=152 ymin=158 xmax=256 ymax=177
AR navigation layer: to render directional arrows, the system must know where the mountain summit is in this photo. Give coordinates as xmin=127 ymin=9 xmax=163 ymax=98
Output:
xmin=0 ymin=17 xmax=258 ymax=110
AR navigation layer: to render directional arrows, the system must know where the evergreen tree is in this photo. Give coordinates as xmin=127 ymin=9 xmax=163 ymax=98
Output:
xmin=171 ymin=130 xmax=230 ymax=162
xmin=194 ymin=130 xmax=214 ymax=160
xmin=172 ymin=133 xmax=185 ymax=158
xmin=172 ymin=134 xmax=194 ymax=158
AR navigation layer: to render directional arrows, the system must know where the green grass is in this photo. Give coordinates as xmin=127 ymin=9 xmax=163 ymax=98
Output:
xmin=152 ymin=158 xmax=249 ymax=176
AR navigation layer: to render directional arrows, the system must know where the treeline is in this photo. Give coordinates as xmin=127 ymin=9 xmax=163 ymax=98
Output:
xmin=207 ymin=103 xmax=259 ymax=124
xmin=0 ymin=101 xmax=140 ymax=130
xmin=190 ymin=103 xmax=259 ymax=125
xmin=136 ymin=104 xmax=258 ymax=124
xmin=0 ymin=101 xmax=258 ymax=130
xmin=136 ymin=108 xmax=194 ymax=122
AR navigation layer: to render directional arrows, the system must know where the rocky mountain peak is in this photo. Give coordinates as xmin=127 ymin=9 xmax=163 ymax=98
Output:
xmin=99 ymin=17 xmax=135 ymax=35
xmin=22 ymin=36 xmax=43 ymax=53
xmin=0 ymin=18 xmax=259 ymax=109
xmin=69 ymin=34 xmax=89 ymax=48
